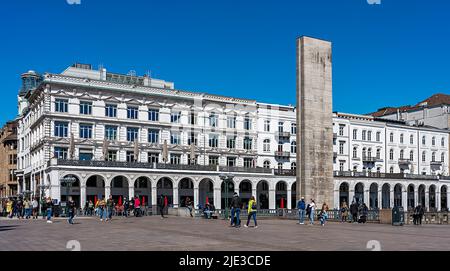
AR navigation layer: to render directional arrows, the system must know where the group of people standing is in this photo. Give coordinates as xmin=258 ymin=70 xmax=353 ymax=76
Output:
xmin=297 ymin=198 xmax=329 ymax=226
xmin=340 ymin=200 xmax=369 ymax=223
xmin=1 ymin=197 xmax=39 ymax=219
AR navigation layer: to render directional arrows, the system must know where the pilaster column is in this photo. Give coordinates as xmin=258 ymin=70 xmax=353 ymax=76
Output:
xmin=252 ymin=188 xmax=257 ymax=199
xmin=234 ymin=186 xmax=239 ymax=195
xmin=151 ymin=185 xmax=157 ymax=207
xmin=287 ymin=189 xmax=292 ymax=210
xmin=447 ymin=191 xmax=450 ymax=211
xmin=334 ymin=189 xmax=340 ymax=209
xmin=390 ymin=189 xmax=394 ymax=209
xmin=105 ymin=186 xmax=111 ymax=200
xmin=402 ymin=189 xmax=408 ymax=209
xmin=436 ymin=191 xmax=441 ymax=211
xmin=269 ymin=189 xmax=276 ymax=209
xmin=80 ymin=185 xmax=86 ymax=209
xmin=214 ymin=188 xmax=221 ymax=209
xmin=377 ymin=189 xmax=382 ymax=209
xmin=425 ymin=188 xmax=430 ymax=211
xmin=173 ymin=186 xmax=179 ymax=208
xmin=414 ymin=187 xmax=418 ymax=208
xmin=129 ymin=186 xmax=135 ymax=200
xmin=364 ymin=189 xmax=370 ymax=206
xmin=194 ymin=187 xmax=199 ymax=209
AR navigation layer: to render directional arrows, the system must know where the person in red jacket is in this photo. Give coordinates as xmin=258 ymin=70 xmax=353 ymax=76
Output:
xmin=134 ymin=196 xmax=141 ymax=217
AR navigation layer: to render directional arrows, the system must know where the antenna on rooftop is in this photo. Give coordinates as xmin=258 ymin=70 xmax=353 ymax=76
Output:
xmin=146 ymin=70 xmax=152 ymax=78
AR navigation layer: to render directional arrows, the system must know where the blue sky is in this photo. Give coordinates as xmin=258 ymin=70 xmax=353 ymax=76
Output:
xmin=0 ymin=0 xmax=449 ymax=125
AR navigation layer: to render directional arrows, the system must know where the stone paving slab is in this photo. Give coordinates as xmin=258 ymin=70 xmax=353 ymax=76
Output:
xmin=1 ymin=216 xmax=450 ymax=251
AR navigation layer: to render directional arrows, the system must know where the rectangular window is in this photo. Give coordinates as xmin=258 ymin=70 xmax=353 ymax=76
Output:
xmin=278 ymin=122 xmax=284 ymax=133
xmin=339 ymin=125 xmax=345 ymax=136
xmin=243 ymin=137 xmax=252 ymax=150
xmin=339 ymin=161 xmax=344 ymax=172
xmin=227 ymin=116 xmax=236 ymax=129
xmin=8 ymin=154 xmax=17 ymax=165
xmin=127 ymin=106 xmax=139 ymax=119
xmin=54 ymin=147 xmax=68 ymax=159
xmin=209 ymin=156 xmax=219 ymax=166
xmin=105 ymin=125 xmax=117 ymax=141
xmin=291 ymin=123 xmax=297 ymax=135
xmin=264 ymin=120 xmax=270 ymax=132
xmin=227 ymin=136 xmax=236 ymax=149
xmin=339 ymin=142 xmax=344 ymax=155
xmin=148 ymin=109 xmax=159 ymax=121
xmin=376 ymin=132 xmax=381 ymax=142
xmin=148 ymin=129 xmax=160 ymax=144
xmin=243 ymin=158 xmax=253 ymax=168
xmin=244 ymin=117 xmax=252 ymax=130
xmin=209 ymin=134 xmax=219 ymax=148
xmin=79 ymin=150 xmax=93 ymax=161
xmin=170 ymin=132 xmax=180 ymax=145
xmin=107 ymin=150 xmax=117 ymax=161
xmin=127 ymin=127 xmax=139 ymax=142
xmin=126 ymin=151 xmax=135 ymax=162
xmin=227 ymin=157 xmax=236 ymax=167
xmin=188 ymin=113 xmax=197 ymax=125
xmin=79 ymin=101 xmax=92 ymax=115
xmin=188 ymin=154 xmax=197 ymax=165
xmin=79 ymin=124 xmax=93 ymax=139
xmin=55 ymin=99 xmax=68 ymax=113
xmin=54 ymin=121 xmax=69 ymax=137
xmin=209 ymin=113 xmax=218 ymax=127
xmin=171 ymin=112 xmax=181 ymax=123
xmin=148 ymin=153 xmax=159 ymax=164
xmin=105 ymin=104 xmax=117 ymax=118
xmin=188 ymin=132 xmax=197 ymax=146
xmin=170 ymin=154 xmax=181 ymax=165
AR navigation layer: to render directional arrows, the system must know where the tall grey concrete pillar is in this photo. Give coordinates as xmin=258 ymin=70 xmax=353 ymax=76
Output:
xmin=296 ymin=36 xmax=334 ymax=206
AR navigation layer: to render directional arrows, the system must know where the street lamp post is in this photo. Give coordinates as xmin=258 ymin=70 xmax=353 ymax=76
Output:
xmin=219 ymin=173 xmax=234 ymax=220
xmin=37 ymin=184 xmax=50 ymax=216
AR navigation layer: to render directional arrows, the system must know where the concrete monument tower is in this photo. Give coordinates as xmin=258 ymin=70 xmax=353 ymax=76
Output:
xmin=296 ymin=36 xmax=334 ymax=206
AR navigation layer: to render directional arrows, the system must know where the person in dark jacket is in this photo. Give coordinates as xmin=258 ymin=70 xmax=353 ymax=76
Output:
xmin=297 ymin=197 xmax=306 ymax=225
xmin=67 ymin=197 xmax=76 ymax=225
xmin=230 ymin=192 xmax=242 ymax=227
xmin=414 ymin=204 xmax=424 ymax=225
xmin=350 ymin=201 xmax=359 ymax=223
xmin=158 ymin=194 xmax=166 ymax=219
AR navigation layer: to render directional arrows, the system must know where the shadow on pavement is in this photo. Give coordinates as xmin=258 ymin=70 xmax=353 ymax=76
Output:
xmin=0 ymin=225 xmax=19 ymax=232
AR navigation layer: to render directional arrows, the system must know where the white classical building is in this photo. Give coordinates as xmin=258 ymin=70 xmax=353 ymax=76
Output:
xmin=15 ymin=64 xmax=450 ymax=212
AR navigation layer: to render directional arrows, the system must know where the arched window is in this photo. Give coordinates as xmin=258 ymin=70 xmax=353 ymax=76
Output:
xmin=353 ymin=147 xmax=358 ymax=159
xmin=368 ymin=131 xmax=372 ymax=141
xmin=410 ymin=150 xmax=414 ymax=161
xmin=390 ymin=167 xmax=394 ymax=174
xmin=291 ymin=162 xmax=296 ymax=171
xmin=362 ymin=148 xmax=367 ymax=159
xmin=390 ymin=133 xmax=394 ymax=143
xmin=353 ymin=129 xmax=357 ymax=140
xmin=376 ymin=149 xmax=381 ymax=159
xmin=263 ymin=160 xmax=271 ymax=169
xmin=400 ymin=150 xmax=404 ymax=160
xmin=368 ymin=148 xmax=372 ymax=158
xmin=422 ymin=136 xmax=426 ymax=145
xmin=263 ymin=139 xmax=270 ymax=152
xmin=432 ymin=137 xmax=436 ymax=146
xmin=400 ymin=134 xmax=404 ymax=144
xmin=432 ymin=152 xmax=436 ymax=162
xmin=389 ymin=149 xmax=394 ymax=160
xmin=410 ymin=135 xmax=414 ymax=145
xmin=422 ymin=151 xmax=426 ymax=162
xmin=291 ymin=141 xmax=297 ymax=154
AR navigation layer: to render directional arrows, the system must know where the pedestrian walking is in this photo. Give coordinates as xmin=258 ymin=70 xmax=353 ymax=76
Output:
xmin=106 ymin=195 xmax=115 ymax=221
xmin=414 ymin=204 xmax=424 ymax=225
xmin=340 ymin=201 xmax=349 ymax=223
xmin=297 ymin=197 xmax=306 ymax=224
xmin=87 ymin=200 xmax=94 ymax=216
xmin=24 ymin=198 xmax=31 ymax=219
xmin=45 ymin=197 xmax=53 ymax=223
xmin=98 ymin=197 xmax=106 ymax=222
xmin=319 ymin=203 xmax=329 ymax=226
xmin=6 ymin=199 xmax=13 ymax=218
xmin=244 ymin=196 xmax=258 ymax=228
xmin=358 ymin=203 xmax=368 ymax=223
xmin=158 ymin=194 xmax=165 ymax=219
xmin=308 ymin=199 xmax=316 ymax=225
xmin=134 ymin=196 xmax=141 ymax=217
xmin=123 ymin=197 xmax=129 ymax=217
xmin=67 ymin=197 xmax=76 ymax=224
xmin=230 ymin=192 xmax=242 ymax=228
xmin=32 ymin=198 xmax=39 ymax=219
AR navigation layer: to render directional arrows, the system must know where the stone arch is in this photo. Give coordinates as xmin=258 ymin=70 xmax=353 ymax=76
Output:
xmin=429 ymin=184 xmax=437 ymax=211
xmin=60 ymin=174 xmax=81 ymax=207
xmin=418 ymin=184 xmax=426 ymax=207
xmin=134 ymin=176 xmax=152 ymax=206
xmin=157 ymin=177 xmax=174 ymax=206
xmin=394 ymin=183 xmax=403 ymax=207
xmin=178 ymin=177 xmax=194 ymax=207
xmin=354 ymin=182 xmax=364 ymax=204
xmin=407 ymin=184 xmax=415 ymax=210
xmin=257 ymin=180 xmax=269 ymax=209
xmin=199 ymin=178 xmax=214 ymax=207
xmin=441 ymin=185 xmax=448 ymax=211
xmin=382 ymin=183 xmax=391 ymax=209
xmin=110 ymin=175 xmax=130 ymax=203
xmin=275 ymin=180 xmax=288 ymax=209
xmin=369 ymin=183 xmax=378 ymax=210
xmin=239 ymin=180 xmax=253 ymax=206
xmin=339 ymin=182 xmax=349 ymax=207
xmin=85 ymin=175 xmax=106 ymax=204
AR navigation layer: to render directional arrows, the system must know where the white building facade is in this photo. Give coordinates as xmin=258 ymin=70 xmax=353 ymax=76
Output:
xmin=15 ymin=64 xmax=450 ymax=212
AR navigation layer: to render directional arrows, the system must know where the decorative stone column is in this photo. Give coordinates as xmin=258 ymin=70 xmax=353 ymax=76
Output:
xmin=173 ymin=187 xmax=179 ymax=208
xmin=151 ymin=184 xmax=157 ymax=206
xmin=364 ymin=189 xmax=370 ymax=206
xmin=214 ymin=188 xmax=221 ymax=209
xmin=414 ymin=187 xmax=418 ymax=208
xmin=287 ymin=188 xmax=292 ymax=210
xmin=194 ymin=187 xmax=199 ymax=209
xmin=80 ymin=185 xmax=86 ymax=209
xmin=269 ymin=189 xmax=276 ymax=209
xmin=349 ymin=189 xmax=355 ymax=204
xmin=377 ymin=189 xmax=382 ymax=209
xmin=425 ymin=188 xmax=430 ymax=211
xmin=252 ymin=188 xmax=257 ymax=200
xmin=390 ymin=189 xmax=394 ymax=209
xmin=129 ymin=186 xmax=135 ymax=200
xmin=436 ymin=191 xmax=441 ymax=211
xmin=105 ymin=186 xmax=111 ymax=200
xmin=447 ymin=191 xmax=450 ymax=211
xmin=402 ymin=189 xmax=408 ymax=209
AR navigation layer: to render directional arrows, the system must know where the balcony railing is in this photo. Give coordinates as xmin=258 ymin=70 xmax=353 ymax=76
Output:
xmin=274 ymin=151 xmax=291 ymax=158
xmin=276 ymin=132 xmax=291 ymax=138
xmin=430 ymin=161 xmax=443 ymax=166
xmin=219 ymin=166 xmax=272 ymax=174
xmin=362 ymin=156 xmax=378 ymax=163
xmin=274 ymin=169 xmax=296 ymax=176
xmin=156 ymin=163 xmax=217 ymax=171
xmin=334 ymin=171 xmax=441 ymax=180
xmin=52 ymin=159 xmax=155 ymax=169
xmin=398 ymin=159 xmax=412 ymax=165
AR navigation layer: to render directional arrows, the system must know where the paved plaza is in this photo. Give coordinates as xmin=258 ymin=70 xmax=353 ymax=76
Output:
xmin=1 ymin=216 xmax=450 ymax=251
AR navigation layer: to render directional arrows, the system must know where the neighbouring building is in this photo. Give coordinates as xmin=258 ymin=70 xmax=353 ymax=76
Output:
xmin=0 ymin=120 xmax=18 ymax=197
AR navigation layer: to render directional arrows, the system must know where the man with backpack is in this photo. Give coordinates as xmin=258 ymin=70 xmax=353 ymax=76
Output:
xmin=230 ymin=192 xmax=242 ymax=228
xmin=297 ymin=197 xmax=306 ymax=225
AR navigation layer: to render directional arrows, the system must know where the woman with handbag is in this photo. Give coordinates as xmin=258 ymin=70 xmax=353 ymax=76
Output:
xmin=244 ymin=196 xmax=258 ymax=228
